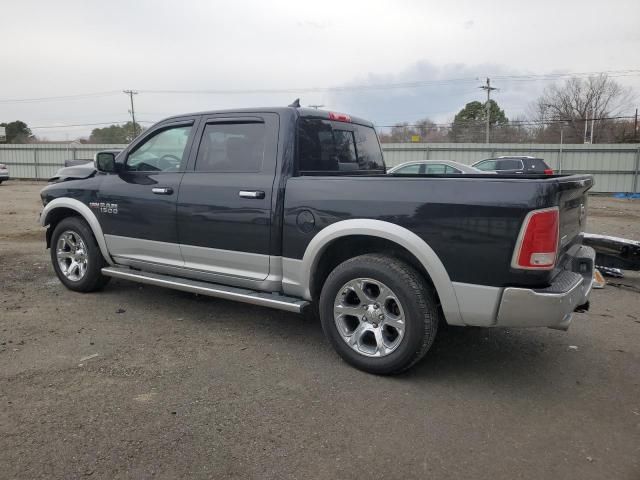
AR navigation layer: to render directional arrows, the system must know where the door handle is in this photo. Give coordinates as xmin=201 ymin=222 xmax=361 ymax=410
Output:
xmin=239 ymin=190 xmax=265 ymax=199
xmin=152 ymin=187 xmax=174 ymax=195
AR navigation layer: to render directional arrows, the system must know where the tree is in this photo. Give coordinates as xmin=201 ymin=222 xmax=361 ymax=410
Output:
xmin=530 ymin=74 xmax=634 ymax=144
xmin=378 ymin=118 xmax=449 ymax=143
xmin=449 ymin=100 xmax=508 ymax=142
xmin=0 ymin=120 xmax=34 ymax=143
xmin=89 ymin=122 xmax=143 ymax=143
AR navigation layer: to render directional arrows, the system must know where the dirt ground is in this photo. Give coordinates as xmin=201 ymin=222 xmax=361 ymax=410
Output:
xmin=1 ymin=181 xmax=639 ymax=480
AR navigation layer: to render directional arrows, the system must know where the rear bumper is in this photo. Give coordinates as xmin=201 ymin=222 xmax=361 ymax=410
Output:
xmin=495 ymin=246 xmax=595 ymax=330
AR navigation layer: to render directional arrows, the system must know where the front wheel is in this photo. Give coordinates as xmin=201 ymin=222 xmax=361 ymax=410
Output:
xmin=50 ymin=216 xmax=110 ymax=292
xmin=319 ymin=254 xmax=439 ymax=375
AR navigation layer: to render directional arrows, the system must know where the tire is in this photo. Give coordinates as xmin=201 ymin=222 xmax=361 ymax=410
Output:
xmin=50 ymin=216 xmax=110 ymax=292
xmin=319 ymin=254 xmax=439 ymax=375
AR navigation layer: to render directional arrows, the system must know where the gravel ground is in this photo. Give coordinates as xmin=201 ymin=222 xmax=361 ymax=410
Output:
xmin=1 ymin=181 xmax=639 ymax=480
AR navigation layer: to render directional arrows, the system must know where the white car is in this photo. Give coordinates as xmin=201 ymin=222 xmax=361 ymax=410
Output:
xmin=0 ymin=163 xmax=9 ymax=184
xmin=387 ymin=160 xmax=487 ymax=175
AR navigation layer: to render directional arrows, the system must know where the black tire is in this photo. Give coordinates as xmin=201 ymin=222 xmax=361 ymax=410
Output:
xmin=319 ymin=254 xmax=439 ymax=375
xmin=50 ymin=216 xmax=110 ymax=292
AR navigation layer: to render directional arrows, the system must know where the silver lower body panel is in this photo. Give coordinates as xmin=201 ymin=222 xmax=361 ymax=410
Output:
xmin=496 ymin=246 xmax=595 ymax=330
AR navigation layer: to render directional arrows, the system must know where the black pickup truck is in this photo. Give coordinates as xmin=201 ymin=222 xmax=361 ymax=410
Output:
xmin=40 ymin=106 xmax=595 ymax=374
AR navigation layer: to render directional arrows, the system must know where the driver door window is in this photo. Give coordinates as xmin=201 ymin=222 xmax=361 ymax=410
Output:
xmin=126 ymin=126 xmax=192 ymax=172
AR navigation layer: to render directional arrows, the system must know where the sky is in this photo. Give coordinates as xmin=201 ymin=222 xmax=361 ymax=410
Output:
xmin=1 ymin=0 xmax=639 ymax=140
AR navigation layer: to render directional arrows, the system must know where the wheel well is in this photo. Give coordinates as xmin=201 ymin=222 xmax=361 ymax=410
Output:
xmin=44 ymin=207 xmax=81 ymax=248
xmin=310 ymin=235 xmax=438 ymax=303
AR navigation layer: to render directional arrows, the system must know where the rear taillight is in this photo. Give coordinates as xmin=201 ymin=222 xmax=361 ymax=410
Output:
xmin=511 ymin=207 xmax=559 ymax=270
xmin=543 ymin=168 xmax=554 ymax=175
xmin=328 ymin=112 xmax=352 ymax=122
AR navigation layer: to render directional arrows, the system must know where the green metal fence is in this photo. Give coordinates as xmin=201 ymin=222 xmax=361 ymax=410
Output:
xmin=1 ymin=142 xmax=639 ymax=193
xmin=381 ymin=143 xmax=640 ymax=193
xmin=0 ymin=144 xmax=125 ymax=180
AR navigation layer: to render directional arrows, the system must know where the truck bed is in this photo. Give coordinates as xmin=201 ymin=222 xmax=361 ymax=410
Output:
xmin=283 ymin=174 xmax=593 ymax=288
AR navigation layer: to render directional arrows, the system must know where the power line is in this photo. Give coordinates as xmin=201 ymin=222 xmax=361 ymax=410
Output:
xmin=30 ymin=121 xmax=131 ymax=129
xmin=29 ymin=120 xmax=156 ymax=130
xmin=2 ymin=69 xmax=638 ymax=104
xmin=24 ymin=114 xmax=636 ymax=132
xmin=138 ymin=69 xmax=640 ymax=95
xmin=0 ymin=91 xmax=121 ymax=105
xmin=374 ymin=114 xmax=638 ymax=129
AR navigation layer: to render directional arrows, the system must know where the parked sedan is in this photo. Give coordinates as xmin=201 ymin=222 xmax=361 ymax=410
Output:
xmin=472 ymin=156 xmax=554 ymax=175
xmin=0 ymin=163 xmax=9 ymax=184
xmin=387 ymin=160 xmax=486 ymax=175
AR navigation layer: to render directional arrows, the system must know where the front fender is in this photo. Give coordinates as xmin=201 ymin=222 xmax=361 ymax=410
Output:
xmin=41 ymin=198 xmax=113 ymax=265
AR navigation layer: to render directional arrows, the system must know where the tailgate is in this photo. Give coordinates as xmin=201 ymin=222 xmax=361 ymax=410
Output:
xmin=556 ymin=175 xmax=593 ymax=255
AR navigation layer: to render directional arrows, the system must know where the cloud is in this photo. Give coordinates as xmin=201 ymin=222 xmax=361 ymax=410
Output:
xmin=326 ymin=61 xmax=546 ymax=127
xmin=296 ymin=20 xmax=329 ymax=30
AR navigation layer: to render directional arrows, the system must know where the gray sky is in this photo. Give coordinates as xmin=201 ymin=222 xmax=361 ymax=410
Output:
xmin=1 ymin=0 xmax=639 ymax=140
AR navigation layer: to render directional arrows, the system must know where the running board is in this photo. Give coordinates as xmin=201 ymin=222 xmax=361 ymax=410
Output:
xmin=101 ymin=266 xmax=309 ymax=313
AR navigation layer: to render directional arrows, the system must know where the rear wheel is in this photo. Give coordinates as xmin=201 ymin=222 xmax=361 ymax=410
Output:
xmin=319 ymin=254 xmax=439 ymax=375
xmin=50 ymin=216 xmax=110 ymax=292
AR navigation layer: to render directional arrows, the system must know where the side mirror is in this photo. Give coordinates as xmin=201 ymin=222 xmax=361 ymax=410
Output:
xmin=95 ymin=152 xmax=117 ymax=173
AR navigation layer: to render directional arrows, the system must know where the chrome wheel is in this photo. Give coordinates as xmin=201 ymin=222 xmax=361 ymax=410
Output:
xmin=56 ymin=230 xmax=88 ymax=281
xmin=333 ymin=278 xmax=406 ymax=357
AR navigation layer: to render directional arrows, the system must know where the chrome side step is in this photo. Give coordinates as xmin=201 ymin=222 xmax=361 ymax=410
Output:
xmin=101 ymin=266 xmax=309 ymax=313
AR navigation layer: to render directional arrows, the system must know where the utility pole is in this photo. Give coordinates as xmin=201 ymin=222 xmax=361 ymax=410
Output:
xmin=590 ymin=105 xmax=595 ymax=144
xmin=123 ymin=90 xmax=139 ymax=139
xmin=634 ymin=108 xmax=638 ymax=142
xmin=479 ymin=78 xmax=497 ymax=143
xmin=584 ymin=110 xmax=589 ymax=144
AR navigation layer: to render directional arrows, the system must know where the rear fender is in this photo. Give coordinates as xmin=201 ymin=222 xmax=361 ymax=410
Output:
xmin=282 ymin=219 xmax=464 ymax=325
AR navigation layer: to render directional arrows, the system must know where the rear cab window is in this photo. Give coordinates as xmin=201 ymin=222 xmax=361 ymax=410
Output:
xmin=297 ymin=117 xmax=385 ymax=174
xmin=528 ymin=158 xmax=550 ymax=171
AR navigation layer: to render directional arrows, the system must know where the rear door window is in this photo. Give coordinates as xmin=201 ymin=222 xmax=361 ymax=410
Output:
xmin=425 ymin=164 xmax=447 ymax=174
xmin=195 ymin=122 xmax=265 ymax=172
xmin=496 ymin=159 xmax=523 ymax=170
